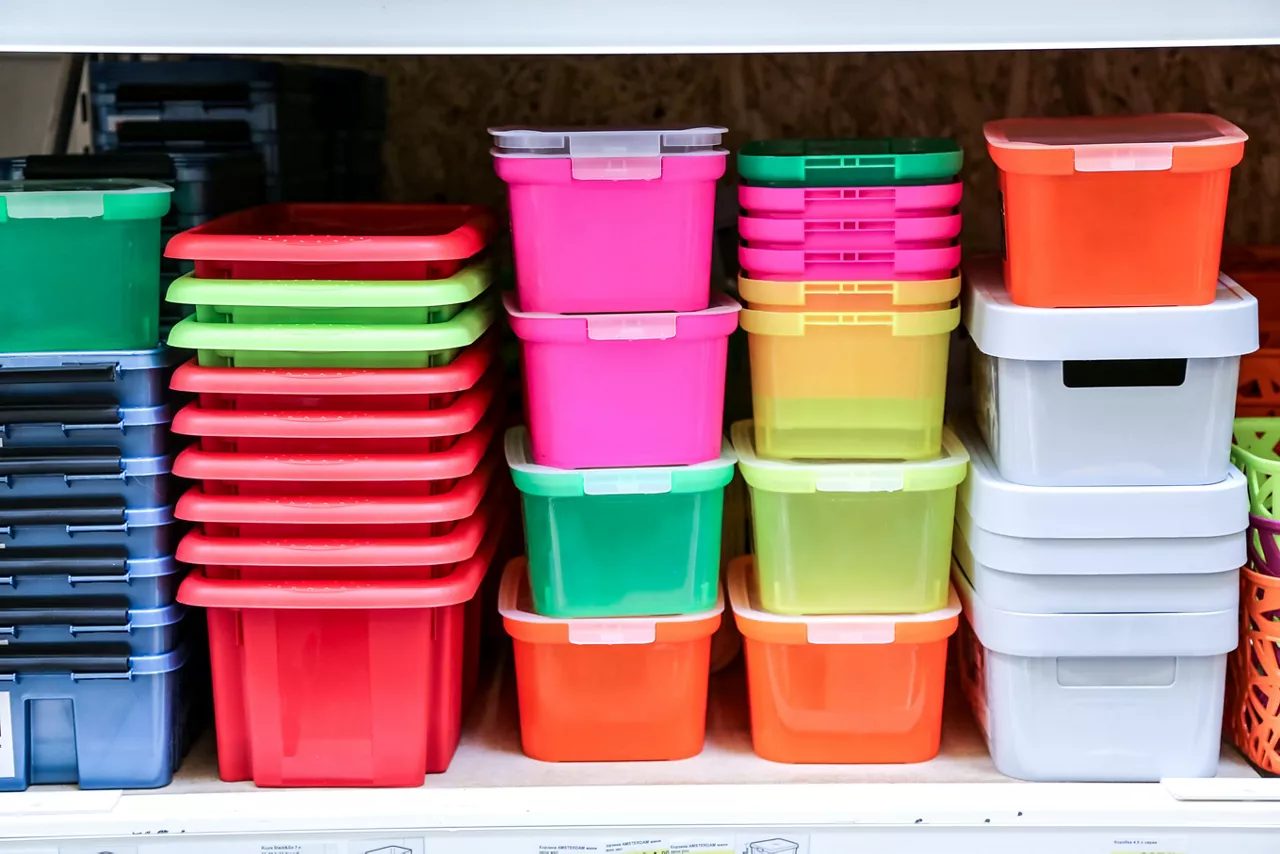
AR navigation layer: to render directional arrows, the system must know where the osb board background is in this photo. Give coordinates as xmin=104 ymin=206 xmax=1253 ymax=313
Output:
xmin=299 ymin=47 xmax=1280 ymax=250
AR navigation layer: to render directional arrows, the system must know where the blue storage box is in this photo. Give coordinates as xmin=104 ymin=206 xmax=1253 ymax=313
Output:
xmin=0 ymin=500 xmax=176 ymax=557
xmin=0 ymin=452 xmax=172 ymax=507
xmin=0 ymin=599 xmax=184 ymax=654
xmin=0 ymin=347 xmax=184 ymax=408
xmin=0 ymin=403 xmax=172 ymax=457
xmin=0 ymin=555 xmax=183 ymax=608
xmin=0 ymin=645 xmax=187 ymax=790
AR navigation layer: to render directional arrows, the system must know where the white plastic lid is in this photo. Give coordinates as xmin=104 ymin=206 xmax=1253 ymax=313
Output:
xmin=954 ymin=420 xmax=1247 ymax=540
xmin=963 ymin=257 xmax=1259 ymax=361
xmin=489 ymin=126 xmax=727 ymax=158
xmin=954 ymin=559 xmax=1238 ymax=658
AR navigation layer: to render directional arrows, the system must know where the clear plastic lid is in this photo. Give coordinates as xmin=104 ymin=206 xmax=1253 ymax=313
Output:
xmin=489 ymin=126 xmax=727 ymax=158
xmin=0 ymin=179 xmax=172 ymax=220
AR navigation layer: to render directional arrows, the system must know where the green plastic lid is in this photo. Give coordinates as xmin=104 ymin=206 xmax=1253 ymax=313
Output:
xmin=731 ymin=419 xmax=968 ymax=494
xmin=505 ymin=425 xmax=737 ymax=497
xmin=166 ymin=293 xmax=496 ymax=353
xmin=0 ymin=179 xmax=172 ymax=222
xmin=166 ymin=258 xmax=494 ymax=308
xmin=737 ymin=139 xmax=963 ymax=187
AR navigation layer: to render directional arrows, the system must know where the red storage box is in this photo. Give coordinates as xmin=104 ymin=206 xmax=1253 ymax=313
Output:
xmin=170 ymin=332 xmax=498 ymax=411
xmin=171 ymin=367 xmax=500 ymax=454
xmin=177 ymin=518 xmax=505 ymax=787
xmin=985 ymin=114 xmax=1246 ymax=308
xmin=165 ymin=203 xmax=496 ymax=280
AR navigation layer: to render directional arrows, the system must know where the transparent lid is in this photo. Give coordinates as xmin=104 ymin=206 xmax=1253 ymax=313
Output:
xmin=489 ymin=126 xmax=727 ymax=158
xmin=984 ymin=114 xmax=1245 ymax=149
xmin=0 ymin=179 xmax=172 ymax=220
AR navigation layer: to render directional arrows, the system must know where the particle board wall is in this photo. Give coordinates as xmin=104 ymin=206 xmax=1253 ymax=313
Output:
xmin=302 ymin=47 xmax=1280 ymax=251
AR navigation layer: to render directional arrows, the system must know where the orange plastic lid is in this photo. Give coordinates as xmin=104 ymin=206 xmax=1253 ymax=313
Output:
xmin=984 ymin=113 xmax=1246 ymax=175
xmin=727 ymin=556 xmax=959 ymax=645
xmin=499 ymin=557 xmax=722 ymax=645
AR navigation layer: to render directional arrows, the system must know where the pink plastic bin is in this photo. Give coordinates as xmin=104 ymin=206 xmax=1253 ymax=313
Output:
xmin=739 ymin=183 xmax=963 ymax=218
xmin=505 ymin=291 xmax=740 ymax=469
xmin=738 ymin=212 xmax=961 ymax=251
xmin=491 ymin=126 xmax=728 ymax=314
xmin=740 ymin=243 xmax=961 ymax=281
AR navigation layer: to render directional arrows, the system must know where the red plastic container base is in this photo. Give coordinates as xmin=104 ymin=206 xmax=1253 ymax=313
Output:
xmin=177 ymin=518 xmax=505 ymax=787
xmin=165 ymin=203 xmax=497 ymax=280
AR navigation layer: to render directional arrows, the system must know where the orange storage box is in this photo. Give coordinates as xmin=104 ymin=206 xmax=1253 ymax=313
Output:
xmin=727 ymin=555 xmax=960 ymax=764
xmin=499 ymin=557 xmax=721 ymax=762
xmin=985 ymin=114 xmax=1246 ymax=308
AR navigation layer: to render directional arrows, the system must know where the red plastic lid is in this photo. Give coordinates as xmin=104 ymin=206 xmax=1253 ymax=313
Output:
xmin=170 ymin=331 xmax=497 ymax=396
xmin=177 ymin=511 xmax=505 ymax=611
xmin=172 ymin=368 xmax=499 ymax=439
xmin=165 ymin=203 xmax=497 ymax=263
xmin=171 ymin=408 xmax=499 ymax=481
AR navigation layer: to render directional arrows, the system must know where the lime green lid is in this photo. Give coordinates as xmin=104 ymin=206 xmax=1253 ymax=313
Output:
xmin=506 ymin=426 xmax=736 ymax=497
xmin=738 ymin=139 xmax=963 ymax=187
xmin=0 ymin=179 xmax=172 ymax=222
xmin=731 ymin=419 xmax=968 ymax=494
xmin=166 ymin=258 xmax=494 ymax=308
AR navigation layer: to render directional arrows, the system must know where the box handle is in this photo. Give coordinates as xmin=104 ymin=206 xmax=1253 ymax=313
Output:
xmin=0 ymin=603 xmax=130 ymax=630
xmin=0 ymin=649 xmax=132 ymax=675
xmin=0 ymin=552 xmax=128 ymax=580
xmin=0 ymin=365 xmax=119 ymax=385
xmin=0 ymin=498 xmax=126 ymax=529
xmin=0 ymin=448 xmax=124 ymax=477
xmin=0 ymin=403 xmax=123 ymax=431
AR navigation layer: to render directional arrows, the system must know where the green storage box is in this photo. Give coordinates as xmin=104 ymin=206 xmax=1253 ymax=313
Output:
xmin=165 ymin=292 xmax=496 ymax=368
xmin=737 ymin=138 xmax=963 ymax=187
xmin=506 ymin=425 xmax=737 ymax=618
xmin=0 ymin=179 xmax=172 ymax=351
xmin=166 ymin=258 xmax=494 ymax=325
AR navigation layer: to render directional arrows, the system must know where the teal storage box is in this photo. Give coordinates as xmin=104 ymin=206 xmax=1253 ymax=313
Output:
xmin=505 ymin=426 xmax=736 ymax=618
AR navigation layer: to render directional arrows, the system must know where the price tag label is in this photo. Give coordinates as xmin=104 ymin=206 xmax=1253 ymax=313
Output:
xmin=1110 ymin=835 xmax=1190 ymax=854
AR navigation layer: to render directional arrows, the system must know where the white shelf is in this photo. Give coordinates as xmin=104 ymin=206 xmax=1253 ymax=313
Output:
xmin=1 ymin=655 xmax=1277 ymax=853
xmin=2 ymin=0 xmax=1280 ymax=54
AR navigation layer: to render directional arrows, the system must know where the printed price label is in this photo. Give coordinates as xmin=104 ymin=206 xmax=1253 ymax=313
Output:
xmin=1110 ymin=835 xmax=1190 ymax=854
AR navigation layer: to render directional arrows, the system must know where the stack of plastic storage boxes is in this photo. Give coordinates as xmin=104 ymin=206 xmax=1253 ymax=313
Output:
xmin=729 ymin=138 xmax=969 ymax=764
xmin=492 ymin=126 xmax=740 ymax=762
xmin=954 ymin=113 xmax=1255 ymax=781
xmin=163 ymin=202 xmax=507 ymax=787
xmin=0 ymin=179 xmax=188 ymax=791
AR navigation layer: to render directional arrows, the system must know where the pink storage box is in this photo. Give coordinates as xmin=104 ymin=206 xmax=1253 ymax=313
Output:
xmin=505 ymin=291 xmax=740 ymax=469
xmin=491 ymin=126 xmax=728 ymax=315
xmin=739 ymin=183 xmax=963 ymax=218
xmin=740 ymin=242 xmax=960 ymax=281
xmin=738 ymin=212 xmax=961 ymax=250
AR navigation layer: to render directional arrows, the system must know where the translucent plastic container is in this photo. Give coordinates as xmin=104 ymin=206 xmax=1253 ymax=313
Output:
xmin=0 ymin=554 xmax=183 ymax=608
xmin=0 ymin=180 xmax=172 ymax=352
xmin=955 ymin=562 xmax=1235 ymax=782
xmin=507 ymin=292 xmax=740 ymax=469
xmin=0 ymin=500 xmax=176 ymax=558
xmin=491 ymin=126 xmax=726 ymax=313
xmin=965 ymin=258 xmax=1256 ymax=486
xmin=732 ymin=421 xmax=968 ymax=615
xmin=0 ymin=402 xmax=172 ymax=458
xmin=728 ymin=556 xmax=959 ymax=763
xmin=955 ymin=421 xmax=1245 ymax=614
xmin=737 ymin=139 xmax=963 ymax=187
xmin=738 ymin=182 xmax=962 ymax=218
xmin=0 ymin=346 xmax=184 ymax=408
xmin=738 ymin=273 xmax=960 ymax=313
xmin=985 ymin=114 xmax=1246 ymax=308
xmin=738 ymin=211 xmax=961 ymax=250
xmin=499 ymin=557 xmax=722 ymax=762
xmin=506 ymin=426 xmax=736 ymax=618
xmin=742 ymin=303 xmax=959 ymax=460
xmin=739 ymin=241 xmax=960 ymax=282
xmin=165 ymin=258 xmax=493 ymax=325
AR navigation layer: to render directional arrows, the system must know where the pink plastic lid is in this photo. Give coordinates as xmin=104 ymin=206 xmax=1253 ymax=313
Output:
xmin=505 ymin=291 xmax=740 ymax=343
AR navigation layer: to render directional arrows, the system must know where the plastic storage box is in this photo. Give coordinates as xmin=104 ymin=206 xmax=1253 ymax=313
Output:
xmin=965 ymin=258 xmax=1257 ymax=487
xmin=178 ymin=522 xmax=502 ymax=786
xmin=738 ymin=182 xmax=962 ymax=218
xmin=499 ymin=557 xmax=722 ymax=762
xmin=955 ymin=421 xmax=1245 ymax=613
xmin=0 ymin=403 xmax=172 ymax=457
xmin=732 ymin=421 xmax=968 ymax=615
xmin=0 ymin=599 xmax=183 ymax=654
xmin=0 ymin=346 xmax=184 ymax=407
xmin=0 ymin=180 xmax=172 ymax=352
xmin=165 ymin=203 xmax=495 ymax=281
xmin=985 ymin=114 xmax=1246 ymax=308
xmin=737 ymin=139 xmax=963 ymax=187
xmin=728 ymin=556 xmax=960 ymax=763
xmin=739 ymin=241 xmax=960 ymax=282
xmin=507 ymin=292 xmax=740 ymax=469
xmin=0 ymin=554 xmax=184 ymax=608
xmin=955 ymin=563 xmax=1236 ymax=781
xmin=742 ymin=302 xmax=959 ymax=460
xmin=506 ymin=426 xmax=736 ymax=618
xmin=0 ymin=452 xmax=172 ymax=507
xmin=737 ymin=273 xmax=960 ymax=313
xmin=738 ymin=211 xmax=961 ymax=250
xmin=491 ymin=126 xmax=726 ymax=314
xmin=0 ymin=645 xmax=187 ymax=791
xmin=0 ymin=500 xmax=177 ymax=557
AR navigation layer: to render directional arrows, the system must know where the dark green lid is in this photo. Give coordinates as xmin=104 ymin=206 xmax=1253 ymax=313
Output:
xmin=738 ymin=138 xmax=962 ymax=187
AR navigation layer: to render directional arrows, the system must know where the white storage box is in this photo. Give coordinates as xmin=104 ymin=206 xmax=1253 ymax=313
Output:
xmin=954 ymin=421 xmax=1245 ymax=614
xmin=954 ymin=562 xmax=1236 ymax=782
xmin=963 ymin=257 xmax=1257 ymax=487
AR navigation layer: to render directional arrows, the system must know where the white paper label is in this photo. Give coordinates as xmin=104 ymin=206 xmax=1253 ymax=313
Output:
xmin=1109 ymin=835 xmax=1191 ymax=854
xmin=0 ymin=691 xmax=15 ymax=778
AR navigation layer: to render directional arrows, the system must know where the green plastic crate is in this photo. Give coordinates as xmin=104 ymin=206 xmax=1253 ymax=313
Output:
xmin=165 ymin=292 xmax=496 ymax=368
xmin=166 ymin=258 xmax=494 ymax=325
xmin=506 ymin=425 xmax=737 ymax=618
xmin=0 ymin=179 xmax=172 ymax=351
xmin=737 ymin=138 xmax=963 ymax=187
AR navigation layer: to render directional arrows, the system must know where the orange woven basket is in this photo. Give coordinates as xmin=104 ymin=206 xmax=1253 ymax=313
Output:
xmin=1229 ymin=567 xmax=1280 ymax=774
xmin=1225 ymin=246 xmax=1280 ymax=417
